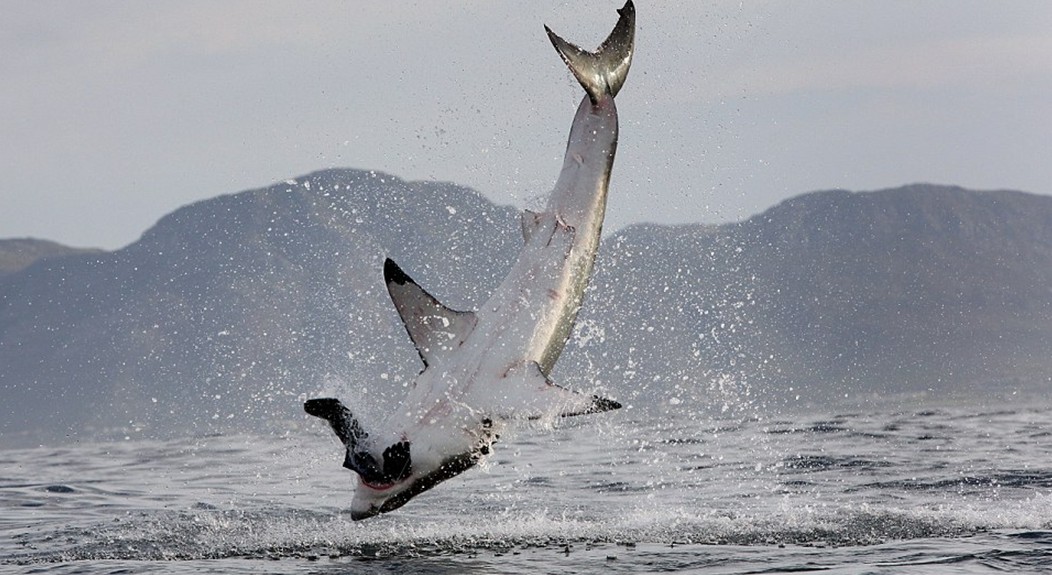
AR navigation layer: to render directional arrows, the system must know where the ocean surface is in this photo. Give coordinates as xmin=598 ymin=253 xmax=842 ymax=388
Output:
xmin=3 ymin=393 xmax=1052 ymax=574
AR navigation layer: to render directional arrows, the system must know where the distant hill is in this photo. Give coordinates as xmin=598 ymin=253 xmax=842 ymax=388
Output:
xmin=1 ymin=174 xmax=1050 ymax=445
xmin=570 ymin=184 xmax=1052 ymax=410
xmin=0 ymin=238 xmax=101 ymax=278
xmin=0 ymin=169 xmax=521 ymax=445
xmin=740 ymin=185 xmax=1052 ymax=396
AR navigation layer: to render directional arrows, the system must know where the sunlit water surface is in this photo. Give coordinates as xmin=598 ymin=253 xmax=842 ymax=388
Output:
xmin=4 ymin=396 xmax=1052 ymax=573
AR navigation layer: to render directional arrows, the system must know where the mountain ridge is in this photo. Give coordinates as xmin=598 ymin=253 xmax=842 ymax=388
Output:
xmin=2 ymin=173 xmax=1049 ymax=445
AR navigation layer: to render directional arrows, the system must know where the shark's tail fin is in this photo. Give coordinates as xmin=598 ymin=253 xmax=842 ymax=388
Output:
xmin=545 ymin=0 xmax=635 ymax=104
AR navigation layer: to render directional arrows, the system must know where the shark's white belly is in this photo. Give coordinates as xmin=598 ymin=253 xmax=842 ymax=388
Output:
xmin=385 ymin=215 xmax=602 ymax=457
xmin=305 ymin=0 xmax=635 ymax=521
xmin=390 ymin=216 xmax=590 ymax=436
xmin=475 ymin=95 xmax=618 ymax=376
xmin=388 ymin=96 xmax=618 ymax=458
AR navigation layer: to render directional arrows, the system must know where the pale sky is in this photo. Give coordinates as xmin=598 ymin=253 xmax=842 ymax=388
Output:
xmin=3 ymin=1 xmax=1051 ymax=250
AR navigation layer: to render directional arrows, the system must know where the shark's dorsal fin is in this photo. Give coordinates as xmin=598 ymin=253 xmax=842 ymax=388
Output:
xmin=520 ymin=209 xmax=544 ymax=243
xmin=384 ymin=258 xmax=477 ymax=367
xmin=473 ymin=361 xmax=621 ymax=420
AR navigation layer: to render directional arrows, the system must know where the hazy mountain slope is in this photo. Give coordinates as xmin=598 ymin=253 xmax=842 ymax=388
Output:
xmin=567 ymin=184 xmax=1052 ymax=408
xmin=738 ymin=185 xmax=1052 ymax=395
xmin=0 ymin=169 xmax=520 ymax=444
xmin=0 ymin=238 xmax=101 ymax=278
xmin=2 ymin=177 xmax=1049 ymax=445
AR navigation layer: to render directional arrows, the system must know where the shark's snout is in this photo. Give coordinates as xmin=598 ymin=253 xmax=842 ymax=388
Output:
xmin=349 ymin=494 xmax=387 ymax=521
xmin=350 ymin=503 xmax=381 ymax=521
xmin=349 ymin=478 xmax=411 ymax=521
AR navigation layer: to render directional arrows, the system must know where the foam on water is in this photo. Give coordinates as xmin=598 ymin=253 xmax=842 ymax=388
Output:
xmin=4 ymin=398 xmax=1052 ymax=572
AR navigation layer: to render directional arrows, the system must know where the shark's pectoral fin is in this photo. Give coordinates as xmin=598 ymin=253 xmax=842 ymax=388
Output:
xmin=305 ymin=398 xmax=412 ymax=485
xmin=384 ymin=258 xmax=478 ymax=367
xmin=341 ymin=440 xmax=414 ymax=487
xmin=478 ymin=361 xmax=621 ymax=420
xmin=381 ymin=441 xmax=412 ymax=481
xmin=304 ymin=397 xmax=369 ymax=447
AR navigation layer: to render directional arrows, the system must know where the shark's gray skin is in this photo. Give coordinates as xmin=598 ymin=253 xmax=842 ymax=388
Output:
xmin=306 ymin=0 xmax=635 ymax=520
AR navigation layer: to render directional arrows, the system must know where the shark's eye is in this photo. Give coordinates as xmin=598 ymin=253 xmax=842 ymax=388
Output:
xmin=382 ymin=441 xmax=412 ymax=481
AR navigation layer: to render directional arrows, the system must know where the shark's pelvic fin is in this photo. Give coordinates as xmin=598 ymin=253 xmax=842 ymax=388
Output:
xmin=475 ymin=361 xmax=621 ymax=420
xmin=384 ymin=258 xmax=478 ymax=367
xmin=520 ymin=209 xmax=544 ymax=243
xmin=545 ymin=0 xmax=635 ymax=104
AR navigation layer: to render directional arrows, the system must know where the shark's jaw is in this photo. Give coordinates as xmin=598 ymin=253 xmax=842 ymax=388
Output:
xmin=349 ymin=450 xmax=483 ymax=520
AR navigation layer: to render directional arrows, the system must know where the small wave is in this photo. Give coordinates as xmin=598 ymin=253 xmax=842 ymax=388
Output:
xmin=10 ymin=502 xmax=1049 ymax=565
xmin=781 ymin=454 xmax=892 ymax=472
xmin=854 ymin=469 xmax=1052 ymax=493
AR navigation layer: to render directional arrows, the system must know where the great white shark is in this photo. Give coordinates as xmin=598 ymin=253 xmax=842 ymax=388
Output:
xmin=305 ymin=0 xmax=635 ymax=520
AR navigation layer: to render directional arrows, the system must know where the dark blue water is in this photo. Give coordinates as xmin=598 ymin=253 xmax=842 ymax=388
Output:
xmin=3 ymin=394 xmax=1052 ymax=573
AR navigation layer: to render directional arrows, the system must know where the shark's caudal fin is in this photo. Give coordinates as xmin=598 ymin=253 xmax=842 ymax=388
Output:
xmin=545 ymin=0 xmax=635 ymax=104
xmin=384 ymin=258 xmax=477 ymax=367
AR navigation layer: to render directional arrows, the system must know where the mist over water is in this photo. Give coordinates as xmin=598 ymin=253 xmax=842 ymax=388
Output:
xmin=4 ymin=390 xmax=1052 ymax=573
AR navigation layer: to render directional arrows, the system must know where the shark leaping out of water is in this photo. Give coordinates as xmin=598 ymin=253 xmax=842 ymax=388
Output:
xmin=305 ymin=0 xmax=635 ymax=520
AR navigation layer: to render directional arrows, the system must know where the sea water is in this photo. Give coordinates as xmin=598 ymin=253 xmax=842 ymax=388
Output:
xmin=3 ymin=393 xmax=1052 ymax=573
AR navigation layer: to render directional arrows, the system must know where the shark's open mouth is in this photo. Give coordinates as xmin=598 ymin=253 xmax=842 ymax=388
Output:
xmin=346 ymin=450 xmax=484 ymax=521
xmin=359 ymin=480 xmax=397 ymax=492
xmin=373 ymin=450 xmax=483 ymax=517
